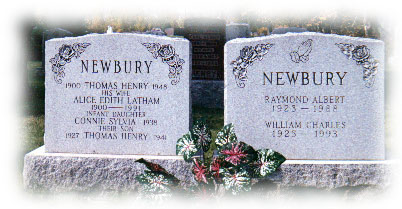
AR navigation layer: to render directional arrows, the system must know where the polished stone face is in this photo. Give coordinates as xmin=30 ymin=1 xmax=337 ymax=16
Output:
xmin=224 ymin=32 xmax=385 ymax=160
xmin=45 ymin=33 xmax=191 ymax=155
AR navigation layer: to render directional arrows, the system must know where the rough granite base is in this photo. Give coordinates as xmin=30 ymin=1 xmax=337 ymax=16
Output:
xmin=267 ymin=160 xmax=391 ymax=189
xmin=24 ymin=146 xmax=391 ymax=193
xmin=23 ymin=146 xmax=196 ymax=193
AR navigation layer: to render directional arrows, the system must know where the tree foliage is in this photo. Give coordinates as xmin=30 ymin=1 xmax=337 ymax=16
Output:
xmin=27 ymin=11 xmax=381 ymax=61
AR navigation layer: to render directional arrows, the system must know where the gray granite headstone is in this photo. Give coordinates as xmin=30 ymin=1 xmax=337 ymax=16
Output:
xmin=224 ymin=32 xmax=384 ymax=160
xmin=226 ymin=23 xmax=250 ymax=42
xmin=45 ymin=33 xmax=191 ymax=155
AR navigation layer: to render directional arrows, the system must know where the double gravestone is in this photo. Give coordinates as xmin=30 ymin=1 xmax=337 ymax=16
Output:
xmin=24 ymin=32 xmax=389 ymax=192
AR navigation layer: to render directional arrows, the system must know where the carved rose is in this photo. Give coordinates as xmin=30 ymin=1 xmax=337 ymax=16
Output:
xmin=362 ymin=58 xmax=379 ymax=70
xmin=165 ymin=54 xmax=184 ymax=70
xmin=352 ymin=45 xmax=370 ymax=64
xmin=231 ymin=43 xmax=273 ymax=88
xmin=158 ymin=45 xmax=175 ymax=59
xmin=254 ymin=44 xmax=264 ymax=54
xmin=240 ymin=46 xmax=257 ymax=63
xmin=336 ymin=42 xmax=378 ymax=87
xmin=142 ymin=43 xmax=161 ymax=59
xmin=49 ymin=54 xmax=64 ymax=69
xmin=58 ymin=44 xmax=75 ymax=63
xmin=254 ymin=44 xmax=267 ymax=60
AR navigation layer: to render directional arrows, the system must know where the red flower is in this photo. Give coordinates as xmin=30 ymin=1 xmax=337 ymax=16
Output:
xmin=192 ymin=159 xmax=208 ymax=184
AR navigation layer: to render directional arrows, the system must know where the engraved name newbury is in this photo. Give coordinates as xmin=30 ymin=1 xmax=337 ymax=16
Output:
xmin=225 ymin=33 xmax=384 ymax=160
xmin=45 ymin=34 xmax=190 ymax=155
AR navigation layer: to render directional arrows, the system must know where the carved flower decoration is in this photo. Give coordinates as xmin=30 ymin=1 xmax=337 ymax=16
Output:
xmin=165 ymin=54 xmax=184 ymax=69
xmin=231 ymin=43 xmax=273 ymax=88
xmin=159 ymin=45 xmax=175 ymax=59
xmin=143 ymin=43 xmax=185 ymax=85
xmin=58 ymin=44 xmax=76 ymax=63
xmin=362 ymin=58 xmax=379 ymax=70
xmin=49 ymin=43 xmax=90 ymax=84
xmin=352 ymin=45 xmax=370 ymax=64
xmin=49 ymin=54 xmax=64 ymax=71
xmin=142 ymin=43 xmax=161 ymax=59
xmin=240 ymin=46 xmax=258 ymax=66
xmin=254 ymin=44 xmax=269 ymax=60
xmin=336 ymin=43 xmax=379 ymax=87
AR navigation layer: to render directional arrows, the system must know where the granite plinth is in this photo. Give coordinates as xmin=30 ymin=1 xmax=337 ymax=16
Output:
xmin=23 ymin=146 xmax=195 ymax=193
xmin=267 ymin=160 xmax=391 ymax=189
xmin=24 ymin=146 xmax=390 ymax=193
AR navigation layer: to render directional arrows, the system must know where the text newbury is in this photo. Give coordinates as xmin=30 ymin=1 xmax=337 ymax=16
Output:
xmin=45 ymin=33 xmax=191 ymax=155
xmin=224 ymin=33 xmax=384 ymax=160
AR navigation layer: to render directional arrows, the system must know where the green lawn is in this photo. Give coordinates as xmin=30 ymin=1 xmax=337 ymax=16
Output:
xmin=22 ymin=115 xmax=45 ymax=154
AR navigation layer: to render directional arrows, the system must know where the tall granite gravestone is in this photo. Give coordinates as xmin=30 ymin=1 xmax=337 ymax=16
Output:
xmin=24 ymin=33 xmax=194 ymax=192
xmin=176 ymin=18 xmax=226 ymax=108
xmin=225 ymin=32 xmax=384 ymax=160
xmin=45 ymin=33 xmax=190 ymax=155
xmin=224 ymin=32 xmax=389 ymax=188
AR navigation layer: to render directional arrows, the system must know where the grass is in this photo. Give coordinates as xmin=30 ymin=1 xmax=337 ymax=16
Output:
xmin=190 ymin=106 xmax=224 ymax=165
xmin=192 ymin=105 xmax=224 ymax=139
xmin=27 ymin=61 xmax=42 ymax=69
xmin=22 ymin=115 xmax=45 ymax=154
